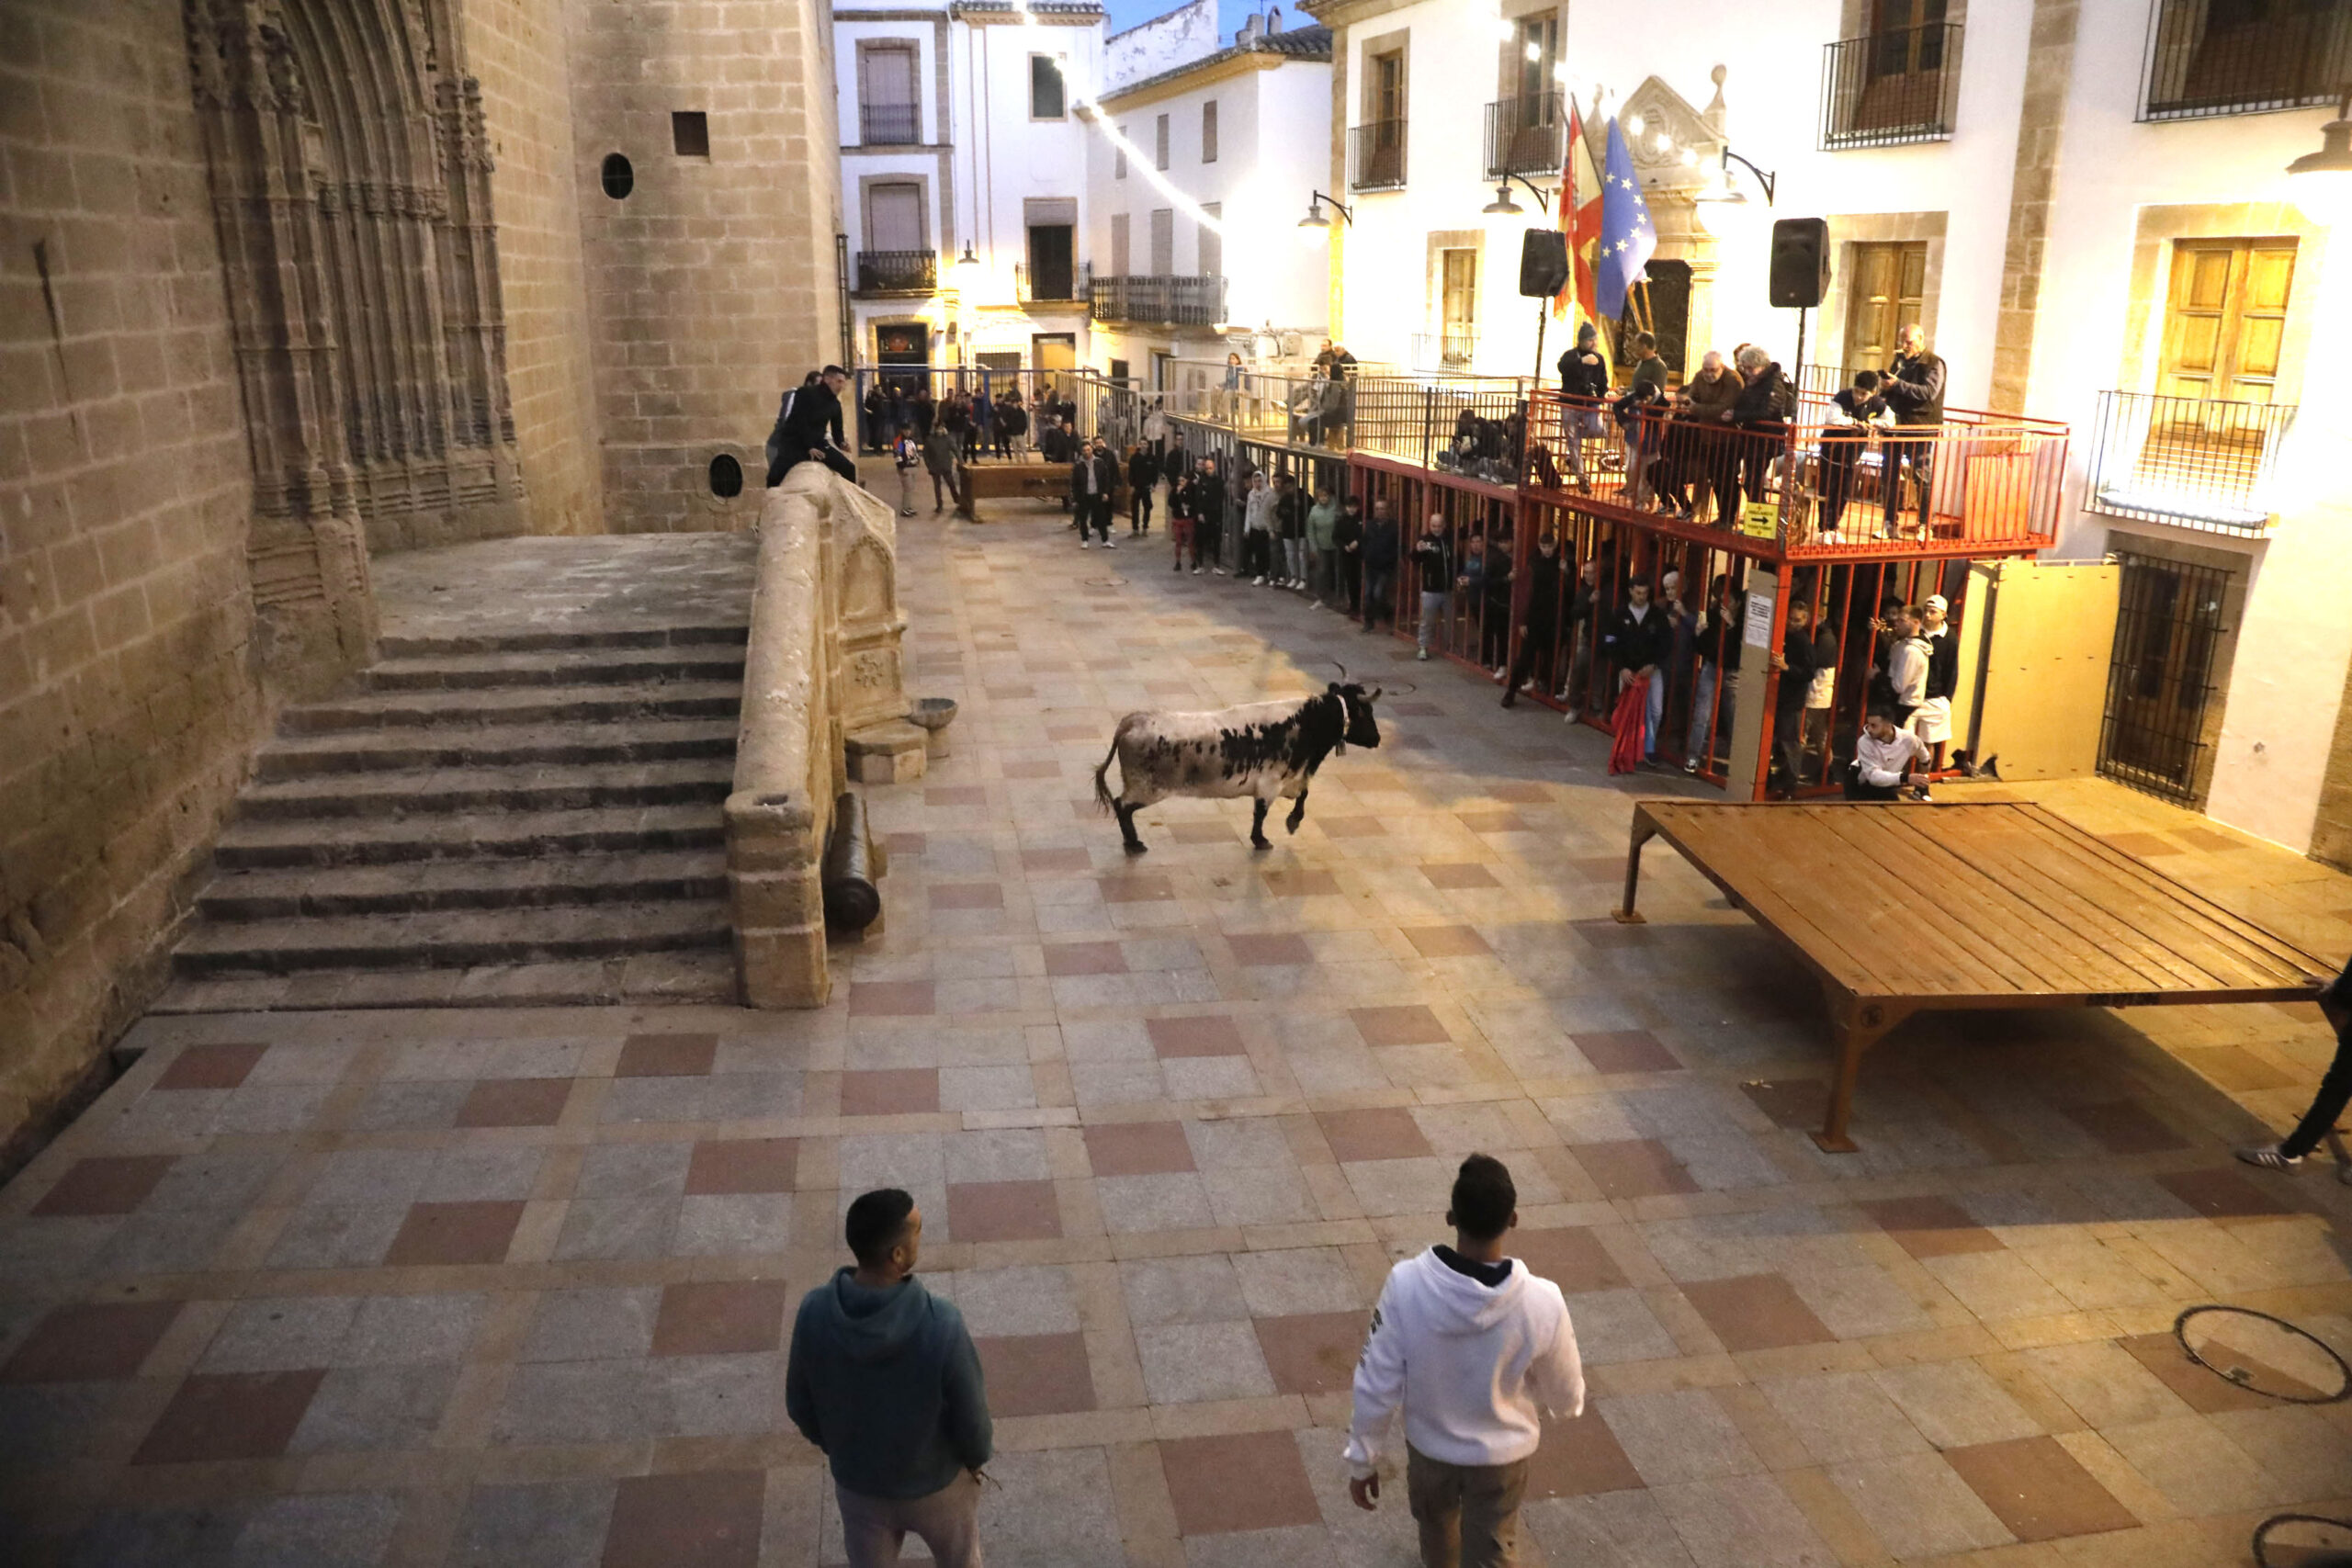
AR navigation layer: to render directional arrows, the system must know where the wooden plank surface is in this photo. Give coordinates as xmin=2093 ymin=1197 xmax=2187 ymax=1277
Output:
xmin=1637 ymin=801 xmax=2329 ymax=1007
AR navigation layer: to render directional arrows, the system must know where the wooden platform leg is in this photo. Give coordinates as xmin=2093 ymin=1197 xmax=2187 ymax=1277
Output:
xmin=1612 ymin=815 xmax=1656 ymax=925
xmin=1813 ymin=996 xmax=1912 ymax=1154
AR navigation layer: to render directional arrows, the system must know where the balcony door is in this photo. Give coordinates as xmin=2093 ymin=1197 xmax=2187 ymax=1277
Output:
xmin=2160 ymin=238 xmax=2294 ymax=407
xmin=867 ymin=183 xmax=923 ymax=255
xmin=1440 ymin=249 xmax=1477 ymax=366
xmin=1841 ymin=240 xmax=1927 ymax=377
xmin=860 ymin=44 xmax=919 ymax=145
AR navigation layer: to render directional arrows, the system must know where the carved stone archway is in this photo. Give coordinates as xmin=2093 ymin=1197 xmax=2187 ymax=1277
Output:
xmin=185 ymin=0 xmax=526 ymax=688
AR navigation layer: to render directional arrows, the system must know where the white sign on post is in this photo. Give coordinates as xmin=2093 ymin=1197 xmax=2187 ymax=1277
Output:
xmin=1742 ymin=586 xmax=1777 ymax=650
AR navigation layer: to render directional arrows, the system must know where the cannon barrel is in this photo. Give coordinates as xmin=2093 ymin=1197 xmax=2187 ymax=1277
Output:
xmin=821 ymin=791 xmax=882 ymax=932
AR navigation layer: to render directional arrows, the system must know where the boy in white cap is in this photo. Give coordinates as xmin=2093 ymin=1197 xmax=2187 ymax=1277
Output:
xmin=1912 ymin=593 xmax=1959 ymax=768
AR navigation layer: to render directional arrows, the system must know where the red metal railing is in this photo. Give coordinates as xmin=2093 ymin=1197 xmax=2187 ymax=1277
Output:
xmin=1521 ymin=389 xmax=2067 ymax=560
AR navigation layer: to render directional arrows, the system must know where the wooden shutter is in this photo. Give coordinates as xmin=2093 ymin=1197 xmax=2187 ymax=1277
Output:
xmin=867 ymin=183 xmax=923 ymax=253
xmin=1202 ymin=100 xmax=1218 ymax=163
xmin=1198 ymin=205 xmax=1221 ymax=278
xmin=2160 ymin=238 xmax=2297 ymax=405
xmin=1149 ymin=208 xmax=1173 ymax=276
xmin=1110 ymin=212 xmax=1130 ymax=277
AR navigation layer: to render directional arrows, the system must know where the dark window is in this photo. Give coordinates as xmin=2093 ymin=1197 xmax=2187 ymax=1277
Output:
xmin=600 ymin=152 xmax=633 ymax=199
xmin=1612 ymin=259 xmax=1692 ymax=377
xmin=1202 ymin=100 xmax=1218 ymax=163
xmin=1031 ymin=55 xmax=1065 ymax=118
xmin=1027 ymin=224 xmax=1075 ymax=300
xmin=708 ymin=454 xmax=743 ymax=497
xmin=2143 ymin=0 xmax=2352 ymax=119
xmin=2099 ymin=551 xmax=2233 ymax=802
xmin=672 ymin=111 xmax=709 ymax=157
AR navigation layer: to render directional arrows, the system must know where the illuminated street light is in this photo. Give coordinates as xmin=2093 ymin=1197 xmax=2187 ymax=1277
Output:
xmin=1297 ymin=190 xmax=1354 ymax=232
xmin=2287 ymin=90 xmax=2352 ymax=223
xmin=955 ymin=243 xmax=979 ymax=269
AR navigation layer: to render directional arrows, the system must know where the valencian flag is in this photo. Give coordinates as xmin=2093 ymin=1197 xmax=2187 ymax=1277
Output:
xmin=1553 ymin=95 xmax=1605 ymax=328
xmin=1594 ymin=114 xmax=1657 ymax=322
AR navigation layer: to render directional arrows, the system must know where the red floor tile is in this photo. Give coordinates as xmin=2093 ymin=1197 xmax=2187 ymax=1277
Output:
xmin=975 ymin=1332 xmax=1097 ymax=1416
xmin=614 ymin=1033 xmax=718 ymax=1078
xmin=1573 ymin=1030 xmax=1681 ymax=1073
xmin=1681 ymin=1274 xmax=1835 ymax=1351
xmin=1146 ymin=1015 xmax=1246 ymax=1058
xmin=2 ymin=1302 xmax=183 ymax=1383
xmin=1945 ymin=1436 xmax=2137 ymax=1540
xmin=849 ymin=981 xmax=936 ymax=1018
xmin=1859 ymin=1195 xmax=2006 ymax=1258
xmin=1022 ymin=848 xmax=1092 ymax=874
xmin=154 ymin=1042 xmax=267 ymax=1091
xmin=1084 ymin=1122 xmax=1196 ymax=1176
xmin=1348 ymin=1006 xmax=1450 ymax=1047
xmin=132 ymin=1370 xmax=324 ymax=1464
xmin=1045 ymin=942 xmax=1128 ymax=976
xmin=946 ymin=1180 xmax=1062 ymax=1242
xmin=1457 ymin=811 xmax=1531 ymax=835
xmin=2115 ymin=1333 xmax=2279 ymax=1414
xmin=1046 ymin=726 xmax=1099 ymax=743
xmin=1255 ymin=1311 xmax=1368 ymax=1394
xmin=1513 ymin=1227 xmax=1631 ymax=1292
xmin=32 ymin=1155 xmax=177 ymax=1217
xmin=1403 ymin=925 xmax=1492 ymax=958
xmin=1570 ymin=856 xmax=1627 ymax=883
xmin=651 ymin=1280 xmax=789 ymax=1357
xmin=456 ymin=1077 xmax=571 ymax=1128
xmin=840 ymin=1068 xmax=941 ymax=1116
xmin=684 ymin=1138 xmax=799 ymax=1195
xmin=2154 ymin=1168 xmax=2293 ymax=1219
xmin=1234 ymin=932 xmax=1313 ymax=966
xmin=884 ymin=831 xmax=926 ymax=857
xmin=1101 ymin=873 xmax=1176 ymax=903
xmin=1167 ymin=821 xmax=1238 ymax=844
xmin=1158 ymin=1429 xmax=1322 ymax=1535
xmin=1317 ymin=1106 xmax=1434 ymax=1162
xmin=924 ymin=786 xmax=989 ymax=807
xmin=383 ymin=1200 xmax=525 ymax=1266
xmin=1527 ymin=1412 xmax=1646 ymax=1498
xmin=1569 ymin=1140 xmax=1698 ymax=1200
xmin=1262 ymin=869 xmax=1342 ymax=897
xmin=1316 ymin=817 xmax=1387 ymax=839
xmin=1487 ymin=783 xmax=1553 ymax=805
xmin=929 ymin=883 xmax=1005 ymax=910
xmin=1002 ymin=759 xmax=1063 ymax=779
xmin=602 ymin=1470 xmax=764 ymax=1568
xmin=1420 ymin=863 xmax=1499 ymax=890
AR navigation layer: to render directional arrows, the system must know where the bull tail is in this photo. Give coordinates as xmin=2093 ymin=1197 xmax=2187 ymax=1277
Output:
xmin=1092 ymin=732 xmax=1123 ymax=813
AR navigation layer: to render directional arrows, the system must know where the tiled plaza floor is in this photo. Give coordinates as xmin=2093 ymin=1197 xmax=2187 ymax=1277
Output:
xmin=3 ymin=497 xmax=2350 ymax=1565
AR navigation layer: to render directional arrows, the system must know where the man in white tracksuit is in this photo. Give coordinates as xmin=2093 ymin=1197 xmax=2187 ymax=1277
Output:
xmin=1344 ymin=1155 xmax=1584 ymax=1568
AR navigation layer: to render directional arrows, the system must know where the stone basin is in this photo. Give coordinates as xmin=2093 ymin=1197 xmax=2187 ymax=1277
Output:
xmin=909 ymin=696 xmax=958 ymax=757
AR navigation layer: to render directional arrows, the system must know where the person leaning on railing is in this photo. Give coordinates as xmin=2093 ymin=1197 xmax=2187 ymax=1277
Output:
xmin=1676 ymin=351 xmax=1743 ymax=525
xmin=1725 ymin=346 xmax=1794 ymax=513
xmin=1555 ymin=323 xmax=1611 ymax=491
xmin=1880 ymin=325 xmax=1946 ymax=536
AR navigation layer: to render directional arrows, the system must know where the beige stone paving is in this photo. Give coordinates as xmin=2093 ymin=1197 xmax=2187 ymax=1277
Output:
xmin=0 ymin=498 xmax=2348 ymax=1565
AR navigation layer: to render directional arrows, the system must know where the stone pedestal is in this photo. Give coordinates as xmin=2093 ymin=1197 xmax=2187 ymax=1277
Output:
xmin=845 ymin=720 xmax=928 ymax=784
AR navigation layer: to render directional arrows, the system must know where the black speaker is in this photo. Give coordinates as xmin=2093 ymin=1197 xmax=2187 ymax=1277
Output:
xmin=1769 ymin=218 xmax=1829 ymax=309
xmin=1518 ymin=229 xmax=1570 ymax=298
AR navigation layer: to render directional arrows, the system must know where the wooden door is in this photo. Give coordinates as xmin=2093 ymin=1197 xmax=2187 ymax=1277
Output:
xmin=1441 ymin=249 xmax=1477 ymax=365
xmin=867 ymin=184 xmax=923 ymax=254
xmin=1841 ymin=241 xmax=1926 ymax=378
xmin=2160 ymin=238 xmax=2295 ymax=406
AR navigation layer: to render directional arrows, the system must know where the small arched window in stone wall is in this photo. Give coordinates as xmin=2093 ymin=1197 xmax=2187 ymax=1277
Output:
xmin=708 ymin=454 xmax=743 ymax=498
xmin=602 ymin=152 xmax=634 ymax=199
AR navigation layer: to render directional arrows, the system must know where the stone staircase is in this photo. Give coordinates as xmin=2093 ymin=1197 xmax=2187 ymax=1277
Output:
xmin=154 ymin=537 xmax=754 ymax=1011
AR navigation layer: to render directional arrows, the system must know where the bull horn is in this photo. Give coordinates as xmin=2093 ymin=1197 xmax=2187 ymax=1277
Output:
xmin=1329 ymin=660 xmax=1350 ymax=683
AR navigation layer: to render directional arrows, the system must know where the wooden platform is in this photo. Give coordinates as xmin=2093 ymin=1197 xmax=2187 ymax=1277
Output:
xmin=1615 ymin=799 xmax=2331 ymax=1151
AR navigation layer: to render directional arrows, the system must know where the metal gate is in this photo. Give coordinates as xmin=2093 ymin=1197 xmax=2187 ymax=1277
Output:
xmin=2098 ymin=550 xmax=2233 ymax=803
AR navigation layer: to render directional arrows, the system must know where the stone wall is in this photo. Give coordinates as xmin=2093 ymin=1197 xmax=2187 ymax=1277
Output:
xmin=464 ymin=0 xmax=606 ymax=537
xmin=567 ymin=0 xmax=845 ymax=534
xmin=0 ymin=0 xmax=267 ymax=1160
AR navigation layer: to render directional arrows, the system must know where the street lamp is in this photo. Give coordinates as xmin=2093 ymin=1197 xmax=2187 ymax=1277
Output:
xmin=2287 ymin=89 xmax=2352 ymax=223
xmin=1297 ymin=191 xmax=1354 ymax=230
xmin=1481 ymin=173 xmax=1553 ymax=218
xmin=954 ymin=243 xmax=979 ymax=269
xmin=1693 ymin=146 xmax=1776 ymax=208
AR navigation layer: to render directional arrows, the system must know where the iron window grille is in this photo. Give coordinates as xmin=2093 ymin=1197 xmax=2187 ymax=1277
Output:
xmin=2084 ymin=389 xmax=2298 ymax=534
xmin=1350 ymin=118 xmax=1408 ymax=191
xmin=1820 ymin=21 xmax=1962 ymax=147
xmin=2098 ymin=551 xmax=2233 ymax=805
xmin=1484 ymin=94 xmax=1565 ymax=179
xmin=2139 ymin=0 xmax=2352 ymax=120
xmin=854 ymin=250 xmax=937 ymax=295
xmin=860 ymin=102 xmax=921 ymax=144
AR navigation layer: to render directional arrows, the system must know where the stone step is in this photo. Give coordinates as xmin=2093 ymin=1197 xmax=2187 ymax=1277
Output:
xmin=359 ymin=647 xmax=747 ymax=692
xmin=149 ymin=951 xmax=739 ymax=1011
xmin=235 ymin=759 xmax=734 ymax=821
xmin=213 ymin=804 xmax=725 ymax=869
xmin=379 ymin=624 xmax=748 ymax=659
xmin=280 ymin=679 xmax=743 ymax=734
xmin=197 ymin=849 xmax=729 ymax=918
xmin=255 ymin=718 xmax=738 ymax=779
xmin=172 ymin=901 xmax=731 ymax=976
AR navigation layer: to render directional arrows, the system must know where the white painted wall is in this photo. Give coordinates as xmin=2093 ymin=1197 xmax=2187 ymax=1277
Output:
xmin=1105 ymin=0 xmax=1221 ymax=92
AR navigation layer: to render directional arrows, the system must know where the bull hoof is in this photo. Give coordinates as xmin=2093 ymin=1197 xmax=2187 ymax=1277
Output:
xmin=1123 ymin=840 xmax=1148 ymax=856
xmin=1285 ymin=817 xmax=1304 ymax=835
xmin=1250 ymin=836 xmax=1272 ymax=852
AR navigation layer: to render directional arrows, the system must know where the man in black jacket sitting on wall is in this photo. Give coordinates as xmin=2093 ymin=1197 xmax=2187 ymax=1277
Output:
xmin=767 ymin=367 xmax=859 ymax=487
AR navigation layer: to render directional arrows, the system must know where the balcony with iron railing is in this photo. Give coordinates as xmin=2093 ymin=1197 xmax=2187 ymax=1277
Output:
xmin=854 ymin=249 xmax=937 ymax=296
xmin=1484 ymin=93 xmax=1564 ymax=178
xmin=1014 ymin=260 xmax=1090 ymax=304
xmin=1350 ymin=118 xmax=1408 ymax=191
xmin=2140 ymin=0 xmax=2352 ymax=120
xmin=1089 ymin=275 xmax=1227 ymax=327
xmin=1410 ymin=332 xmax=1478 ymax=372
xmin=859 ymin=101 xmax=922 ymax=145
xmin=1820 ymin=21 xmax=1961 ymax=148
xmin=2084 ymin=389 xmax=2299 ymax=533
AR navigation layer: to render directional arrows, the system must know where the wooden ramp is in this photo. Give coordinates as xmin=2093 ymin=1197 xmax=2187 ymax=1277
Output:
xmin=1616 ymin=799 xmax=2330 ymax=1151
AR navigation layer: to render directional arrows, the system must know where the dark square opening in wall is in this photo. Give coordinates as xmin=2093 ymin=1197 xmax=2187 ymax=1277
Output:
xmin=673 ymin=111 xmax=710 ymax=158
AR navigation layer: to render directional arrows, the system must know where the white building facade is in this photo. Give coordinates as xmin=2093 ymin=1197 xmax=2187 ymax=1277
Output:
xmin=832 ymin=0 xmax=1111 ymax=383
xmin=1083 ymin=17 xmax=1337 ymax=382
xmin=1305 ymin=0 xmax=2351 ymax=860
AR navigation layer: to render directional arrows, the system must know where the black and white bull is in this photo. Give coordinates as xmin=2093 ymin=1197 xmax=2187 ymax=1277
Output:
xmin=1092 ymin=682 xmax=1384 ymax=854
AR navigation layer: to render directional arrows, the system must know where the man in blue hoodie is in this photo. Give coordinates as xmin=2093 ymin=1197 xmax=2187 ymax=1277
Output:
xmin=786 ymin=1189 xmax=993 ymax=1567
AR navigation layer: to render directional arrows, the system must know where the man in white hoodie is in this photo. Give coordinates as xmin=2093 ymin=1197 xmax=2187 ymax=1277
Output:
xmin=1344 ymin=1155 xmax=1584 ymax=1568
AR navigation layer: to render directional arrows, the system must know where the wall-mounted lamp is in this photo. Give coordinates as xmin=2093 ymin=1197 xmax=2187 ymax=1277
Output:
xmin=1297 ymin=190 xmax=1354 ymax=229
xmin=955 ymin=243 xmax=980 ymax=269
xmin=2287 ymin=89 xmax=2352 ymax=222
xmin=1693 ymin=146 xmax=1776 ymax=208
xmin=1480 ymin=173 xmax=1553 ymax=218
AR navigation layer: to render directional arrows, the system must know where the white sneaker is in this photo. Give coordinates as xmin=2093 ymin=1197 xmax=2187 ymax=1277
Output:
xmin=1417 ymin=649 xmax=1430 ymax=661
xmin=1254 ymin=575 xmax=1268 ymax=586
xmin=1308 ymin=600 xmax=1323 ymax=610
xmin=1214 ymin=568 xmax=1227 ymax=575
xmin=1080 ymin=539 xmax=1091 ymax=548
xmin=1105 ymin=538 xmax=1116 ymax=548
xmin=1191 ymin=566 xmax=1201 ymax=575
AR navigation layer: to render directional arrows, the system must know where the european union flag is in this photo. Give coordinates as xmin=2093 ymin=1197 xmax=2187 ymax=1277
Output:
xmin=1594 ymin=117 xmax=1656 ymax=321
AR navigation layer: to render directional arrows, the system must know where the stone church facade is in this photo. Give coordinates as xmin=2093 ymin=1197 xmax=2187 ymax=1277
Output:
xmin=0 ymin=0 xmax=842 ymax=1160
